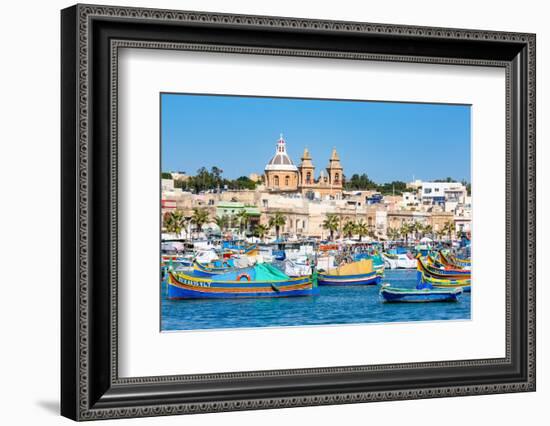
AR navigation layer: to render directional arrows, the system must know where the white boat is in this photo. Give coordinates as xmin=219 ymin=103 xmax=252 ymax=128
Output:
xmin=382 ymin=252 xmax=417 ymax=269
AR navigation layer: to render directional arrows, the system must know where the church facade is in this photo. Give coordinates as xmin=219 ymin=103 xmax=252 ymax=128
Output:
xmin=264 ymin=135 xmax=344 ymax=199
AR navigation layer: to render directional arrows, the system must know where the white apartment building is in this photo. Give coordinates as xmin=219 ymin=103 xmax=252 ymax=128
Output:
xmin=419 ymin=181 xmax=467 ymax=206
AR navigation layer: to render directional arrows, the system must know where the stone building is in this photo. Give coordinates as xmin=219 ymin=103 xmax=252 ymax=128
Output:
xmin=264 ymin=134 xmax=344 ymax=199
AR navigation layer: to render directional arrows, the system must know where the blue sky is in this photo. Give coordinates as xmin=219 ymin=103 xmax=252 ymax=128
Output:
xmin=161 ymin=93 xmax=471 ymax=183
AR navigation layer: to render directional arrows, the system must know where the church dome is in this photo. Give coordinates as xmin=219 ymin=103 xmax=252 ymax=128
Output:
xmin=264 ymin=134 xmax=298 ymax=172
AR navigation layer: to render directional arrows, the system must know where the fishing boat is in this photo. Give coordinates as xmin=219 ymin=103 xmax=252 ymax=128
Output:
xmin=420 ymin=273 xmax=471 ymax=292
xmin=382 ymin=251 xmax=417 ymax=269
xmin=379 ymin=283 xmax=463 ymax=303
xmin=166 ymin=264 xmax=318 ymax=299
xmin=439 ymin=251 xmax=471 ymax=269
xmin=318 ymin=259 xmax=381 ymax=286
xmin=354 ymin=252 xmax=385 ymax=276
xmin=161 ymin=254 xmax=193 ymax=269
xmin=221 ymin=241 xmax=259 ymax=256
xmin=192 ymin=258 xmax=255 ymax=277
xmin=417 ymin=258 xmax=471 ymax=280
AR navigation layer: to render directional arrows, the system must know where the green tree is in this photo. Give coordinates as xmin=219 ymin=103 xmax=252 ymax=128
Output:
xmin=191 ymin=208 xmax=210 ymax=234
xmin=268 ymin=213 xmax=286 ymax=240
xmin=236 ymin=210 xmax=249 ymax=235
xmin=163 ymin=210 xmax=185 ymax=237
xmin=443 ymin=221 xmax=456 ymax=241
xmin=322 ymin=214 xmax=340 ymax=241
xmin=355 ymin=220 xmax=369 ymax=242
xmin=253 ymin=224 xmax=269 ymax=241
xmin=214 ymin=215 xmax=229 ymax=232
xmin=387 ymin=226 xmax=401 ymax=241
xmin=343 ymin=221 xmax=356 ymax=239
xmin=423 ymin=224 xmax=433 ymax=239
xmin=400 ymin=222 xmax=414 ymax=245
xmin=161 ymin=172 xmax=172 ymax=180
xmin=412 ymin=221 xmax=424 ymax=240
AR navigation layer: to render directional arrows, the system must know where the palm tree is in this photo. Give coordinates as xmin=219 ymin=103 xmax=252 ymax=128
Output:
xmin=236 ymin=210 xmax=249 ymax=236
xmin=163 ymin=210 xmax=186 ymax=237
xmin=443 ymin=221 xmax=456 ymax=241
xmin=411 ymin=221 xmax=424 ymax=241
xmin=253 ymin=224 xmax=269 ymax=242
xmin=214 ymin=215 xmax=229 ymax=232
xmin=268 ymin=213 xmax=286 ymax=240
xmin=423 ymin=224 xmax=433 ymax=239
xmin=355 ymin=220 xmax=369 ymax=242
xmin=322 ymin=214 xmax=340 ymax=241
xmin=191 ymin=207 xmax=210 ymax=235
xmin=343 ymin=221 xmax=356 ymax=239
xmin=226 ymin=213 xmax=236 ymax=231
xmin=387 ymin=226 xmax=400 ymax=241
xmin=400 ymin=222 xmax=413 ymax=245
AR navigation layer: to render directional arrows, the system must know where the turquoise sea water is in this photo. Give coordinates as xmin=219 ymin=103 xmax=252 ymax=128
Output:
xmin=160 ymin=269 xmax=471 ymax=331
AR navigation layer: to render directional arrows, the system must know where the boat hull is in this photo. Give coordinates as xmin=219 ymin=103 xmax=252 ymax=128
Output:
xmin=421 ymin=274 xmax=471 ymax=292
xmin=417 ymin=259 xmax=471 ymax=280
xmin=380 ymin=287 xmax=462 ymax=303
xmin=317 ymin=271 xmax=381 ymax=286
xmin=167 ymin=271 xmax=318 ymax=299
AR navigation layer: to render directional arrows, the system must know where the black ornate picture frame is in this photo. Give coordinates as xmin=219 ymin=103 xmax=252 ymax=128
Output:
xmin=61 ymin=4 xmax=536 ymax=421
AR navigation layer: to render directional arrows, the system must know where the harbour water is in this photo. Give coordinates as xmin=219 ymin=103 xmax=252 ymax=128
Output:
xmin=161 ymin=269 xmax=471 ymax=332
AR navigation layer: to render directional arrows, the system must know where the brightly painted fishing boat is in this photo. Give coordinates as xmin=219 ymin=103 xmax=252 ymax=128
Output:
xmin=192 ymin=259 xmax=249 ymax=277
xmin=318 ymin=259 xmax=381 ymax=286
xmin=420 ymin=273 xmax=471 ymax=292
xmin=439 ymin=251 xmax=471 ymax=269
xmin=353 ymin=253 xmax=385 ymax=277
xmin=166 ymin=264 xmax=318 ymax=299
xmin=379 ymin=284 xmax=462 ymax=303
xmin=221 ymin=241 xmax=259 ymax=256
xmin=161 ymin=254 xmax=193 ymax=269
xmin=417 ymin=258 xmax=471 ymax=279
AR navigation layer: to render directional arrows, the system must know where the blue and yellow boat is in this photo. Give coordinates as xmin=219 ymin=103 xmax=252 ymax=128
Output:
xmin=167 ymin=264 xmax=318 ymax=299
xmin=420 ymin=273 xmax=471 ymax=292
xmin=379 ymin=283 xmax=463 ymax=303
xmin=417 ymin=258 xmax=471 ymax=280
xmin=192 ymin=259 xmax=240 ymax=277
xmin=439 ymin=251 xmax=471 ymax=269
xmin=318 ymin=259 xmax=381 ymax=286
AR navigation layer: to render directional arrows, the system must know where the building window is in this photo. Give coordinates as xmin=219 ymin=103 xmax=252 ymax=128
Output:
xmin=274 ymin=176 xmax=279 ymax=186
xmin=306 ymin=171 xmax=311 ymax=184
xmin=424 ymin=188 xmax=432 ymax=194
xmin=334 ymin=173 xmax=340 ymax=183
xmin=262 ymin=199 xmax=268 ymax=207
xmin=285 ymin=175 xmax=290 ymax=186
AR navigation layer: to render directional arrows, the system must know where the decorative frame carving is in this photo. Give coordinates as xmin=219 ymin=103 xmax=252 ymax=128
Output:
xmin=61 ymin=4 xmax=535 ymax=420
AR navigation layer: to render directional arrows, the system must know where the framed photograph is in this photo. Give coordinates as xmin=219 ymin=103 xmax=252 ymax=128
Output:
xmin=61 ymin=4 xmax=536 ymax=421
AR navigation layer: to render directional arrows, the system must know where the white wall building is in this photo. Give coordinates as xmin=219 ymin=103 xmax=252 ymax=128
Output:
xmin=419 ymin=181 xmax=467 ymax=205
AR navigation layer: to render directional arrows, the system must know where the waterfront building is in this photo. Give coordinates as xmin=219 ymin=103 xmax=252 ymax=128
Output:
xmin=264 ymin=134 xmax=344 ymax=199
xmin=216 ymin=202 xmax=261 ymax=230
xmin=402 ymin=191 xmax=419 ymax=206
xmin=416 ymin=181 xmax=467 ymax=206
